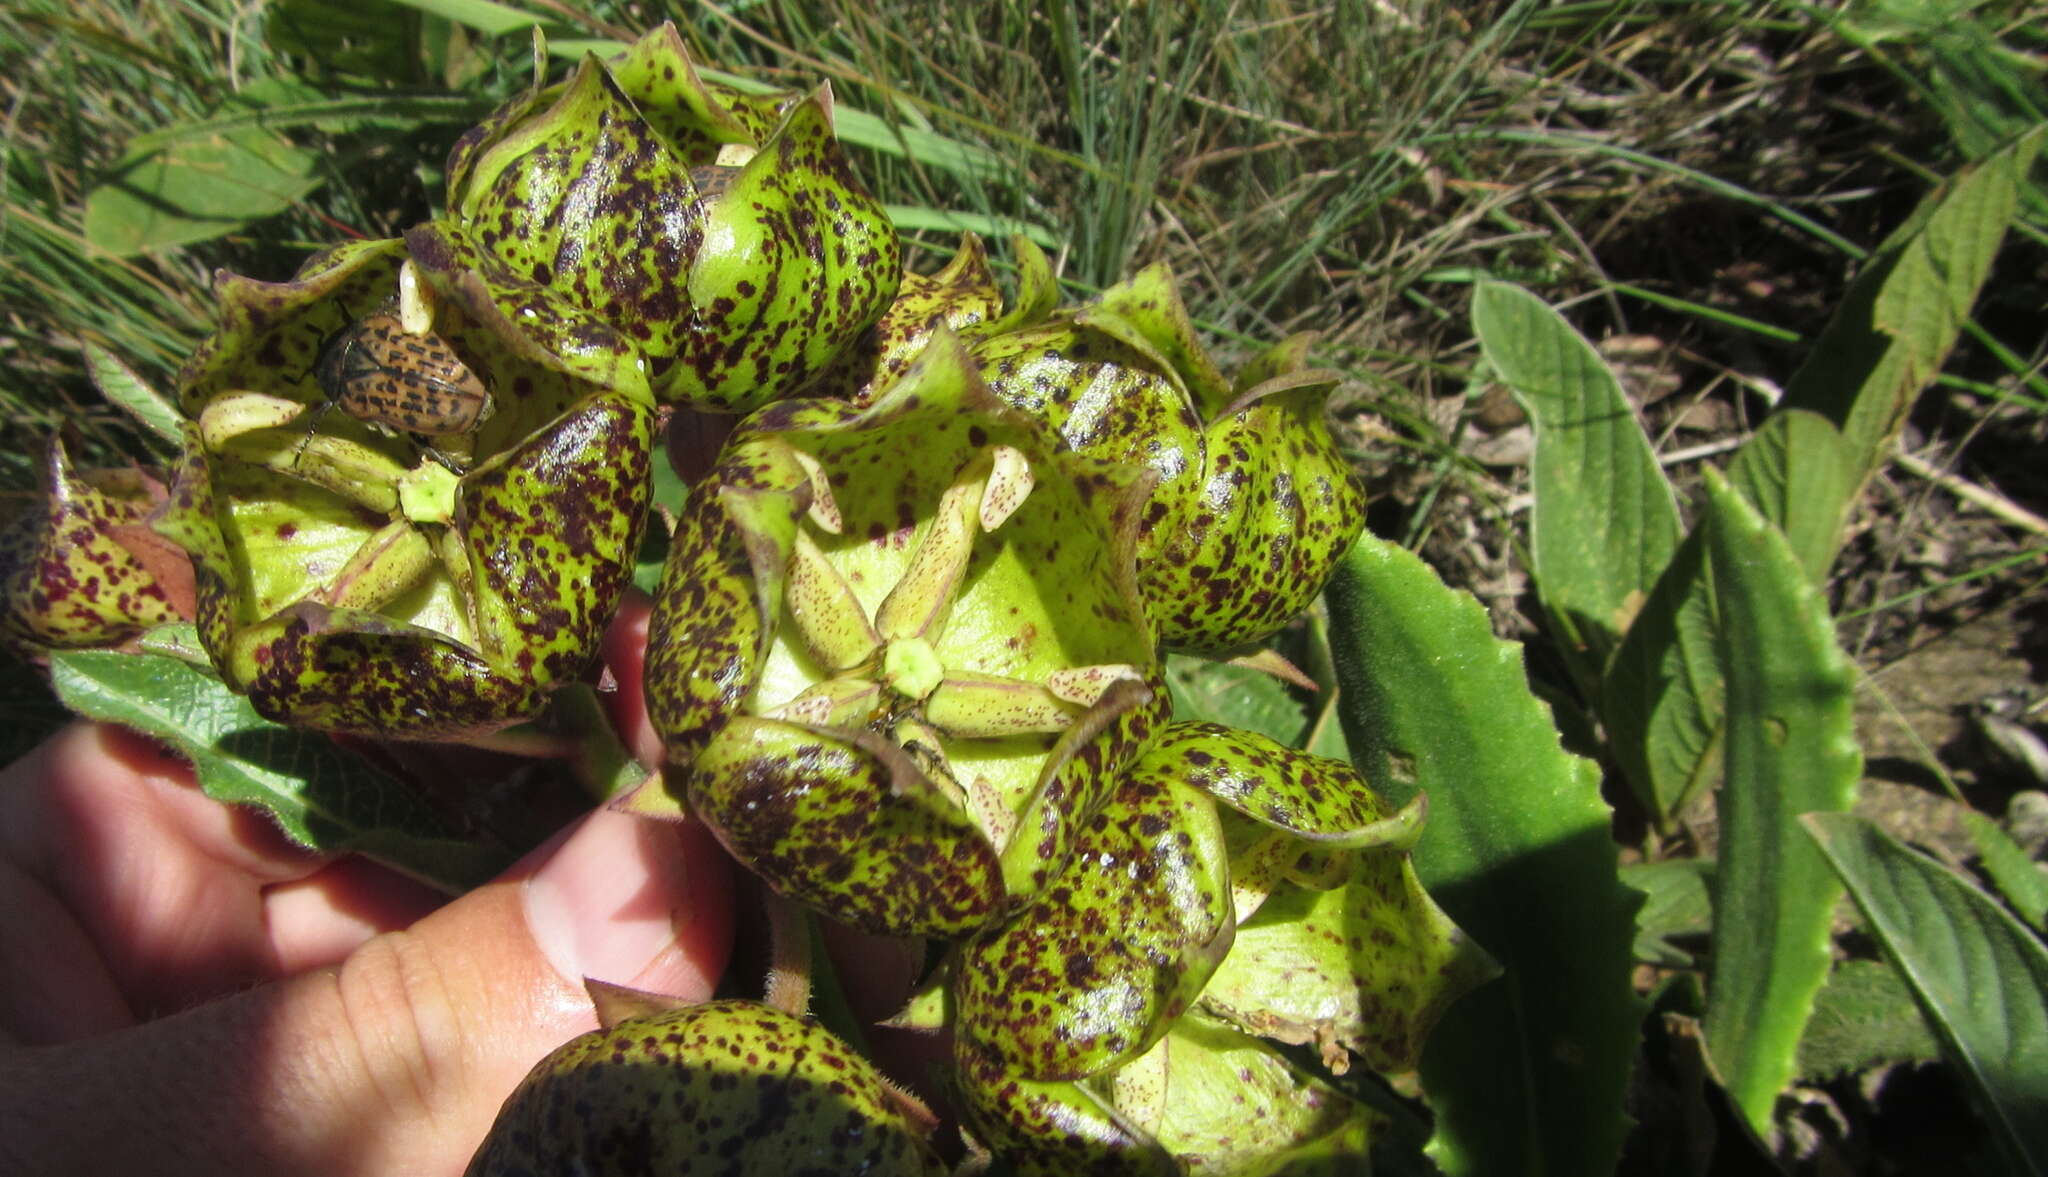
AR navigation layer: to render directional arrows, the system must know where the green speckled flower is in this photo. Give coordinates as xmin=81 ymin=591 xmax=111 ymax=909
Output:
xmin=469 ymin=997 xmax=945 ymax=1177
xmin=950 ymin=725 xmax=1494 ymax=1174
xmin=980 ymin=263 xmax=1367 ymax=652
xmin=417 ymin=22 xmax=901 ymax=412
xmin=820 ymin=234 xmax=1364 ymax=651
xmin=0 ymin=435 xmax=190 ymax=658
xmin=629 ymin=331 xmax=1165 ymax=937
xmin=160 ymin=238 xmax=652 ymax=738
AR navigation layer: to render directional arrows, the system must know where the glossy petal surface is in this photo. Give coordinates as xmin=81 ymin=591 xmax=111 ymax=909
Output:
xmin=469 ymin=1000 xmax=945 ymax=1177
xmin=954 ymin=1041 xmax=1175 ymax=1177
xmin=440 ymin=26 xmax=899 ymax=412
xmin=1147 ymin=372 xmax=1366 ymax=651
xmin=685 ymin=717 xmax=1005 ymax=936
xmin=959 ymin=770 xmax=1232 ymax=1080
xmin=972 ymin=268 xmax=1365 ymax=651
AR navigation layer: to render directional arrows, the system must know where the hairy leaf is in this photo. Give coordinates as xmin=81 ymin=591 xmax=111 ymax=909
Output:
xmin=51 ymin=648 xmax=506 ymax=892
xmin=1728 ymin=128 xmax=2042 ymax=580
xmin=85 ymin=81 xmax=328 ymax=256
xmin=1471 ymin=281 xmax=1681 ymax=677
xmin=1965 ymin=810 xmax=2048 ymax=931
xmin=1602 ymin=528 xmax=1721 ymax=827
xmin=1326 ymin=536 xmax=1640 ymax=1177
xmin=1621 ymin=858 xmax=1714 ymax=968
xmin=1796 ymin=959 xmax=1940 ymax=1081
xmin=1806 ymin=813 xmax=2048 ymax=1174
xmin=1697 ymin=471 xmax=1861 ymax=1132
xmin=83 ymin=343 xmax=183 ymax=446
xmin=1166 ymin=653 xmax=1312 ymax=748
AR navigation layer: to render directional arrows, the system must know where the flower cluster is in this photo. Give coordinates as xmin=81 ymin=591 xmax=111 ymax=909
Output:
xmin=611 ymin=220 xmax=1483 ymax=1169
xmin=2 ymin=24 xmax=1490 ymax=1176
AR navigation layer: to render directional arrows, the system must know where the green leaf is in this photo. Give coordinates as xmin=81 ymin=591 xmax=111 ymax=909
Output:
xmin=389 ymin=0 xmax=556 ymax=37
xmin=1697 ymin=470 xmax=1862 ymax=1134
xmin=1796 ymin=959 xmax=1941 ymax=1081
xmin=51 ymin=649 xmax=507 ymax=892
xmin=1965 ymin=810 xmax=2048 ymax=930
xmin=1729 ymin=127 xmax=2042 ymax=580
xmin=1620 ymin=858 xmax=1714 ymax=967
xmin=268 ymin=0 xmax=433 ymax=80
xmin=1805 ymin=813 xmax=2048 ymax=1175
xmin=1470 ymin=281 xmax=1682 ymax=677
xmin=885 ymin=205 xmax=1062 ymax=250
xmin=1165 ymin=653 xmax=1311 ymax=747
xmin=83 ymin=342 xmax=183 ymax=445
xmin=1601 ymin=529 xmax=1723 ymax=826
xmin=1325 ymin=534 xmax=1640 ymax=1177
xmin=85 ymin=112 xmax=322 ymax=255
xmin=125 ymin=94 xmax=494 ymax=150
xmin=1720 ymin=409 xmax=1861 ymax=587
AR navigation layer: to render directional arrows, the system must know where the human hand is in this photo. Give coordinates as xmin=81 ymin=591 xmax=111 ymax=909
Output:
xmin=0 ymin=592 xmax=734 ymax=1176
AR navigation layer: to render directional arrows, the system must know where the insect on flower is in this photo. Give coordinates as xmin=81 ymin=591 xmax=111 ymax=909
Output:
xmin=316 ymin=310 xmax=494 ymax=434
xmin=299 ymin=306 xmax=495 ymax=471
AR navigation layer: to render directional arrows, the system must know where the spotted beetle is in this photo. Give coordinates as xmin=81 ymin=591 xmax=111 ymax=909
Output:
xmin=314 ymin=309 xmax=494 ymax=436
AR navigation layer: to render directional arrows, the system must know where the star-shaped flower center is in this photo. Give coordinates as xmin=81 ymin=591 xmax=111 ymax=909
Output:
xmin=756 ymin=441 xmax=1142 ymax=847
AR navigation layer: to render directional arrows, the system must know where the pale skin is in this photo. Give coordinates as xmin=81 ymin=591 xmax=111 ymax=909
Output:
xmin=0 ymin=592 xmax=738 ymax=1176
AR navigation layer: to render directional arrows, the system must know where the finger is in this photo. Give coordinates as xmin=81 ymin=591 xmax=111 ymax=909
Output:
xmin=599 ymin=587 xmax=664 ymax=769
xmin=262 ymin=856 xmax=444 ymax=975
xmin=3 ymin=805 xmax=734 ymax=1177
xmin=0 ymin=724 xmax=339 ymax=1037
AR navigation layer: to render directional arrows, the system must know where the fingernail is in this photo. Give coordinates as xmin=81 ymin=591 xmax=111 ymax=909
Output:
xmin=523 ymin=809 xmax=692 ymax=989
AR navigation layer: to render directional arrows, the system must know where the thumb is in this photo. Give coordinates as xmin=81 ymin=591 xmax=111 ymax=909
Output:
xmin=5 ymin=806 xmax=733 ymax=1177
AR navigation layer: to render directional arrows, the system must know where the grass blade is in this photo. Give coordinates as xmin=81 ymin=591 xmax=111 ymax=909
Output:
xmin=884 ymin=205 xmax=1059 ymax=249
xmin=1697 ymin=470 xmax=1862 ymax=1133
xmin=1326 ymin=535 xmax=1639 ymax=1177
xmin=1804 ymin=813 xmax=2048 ymax=1175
